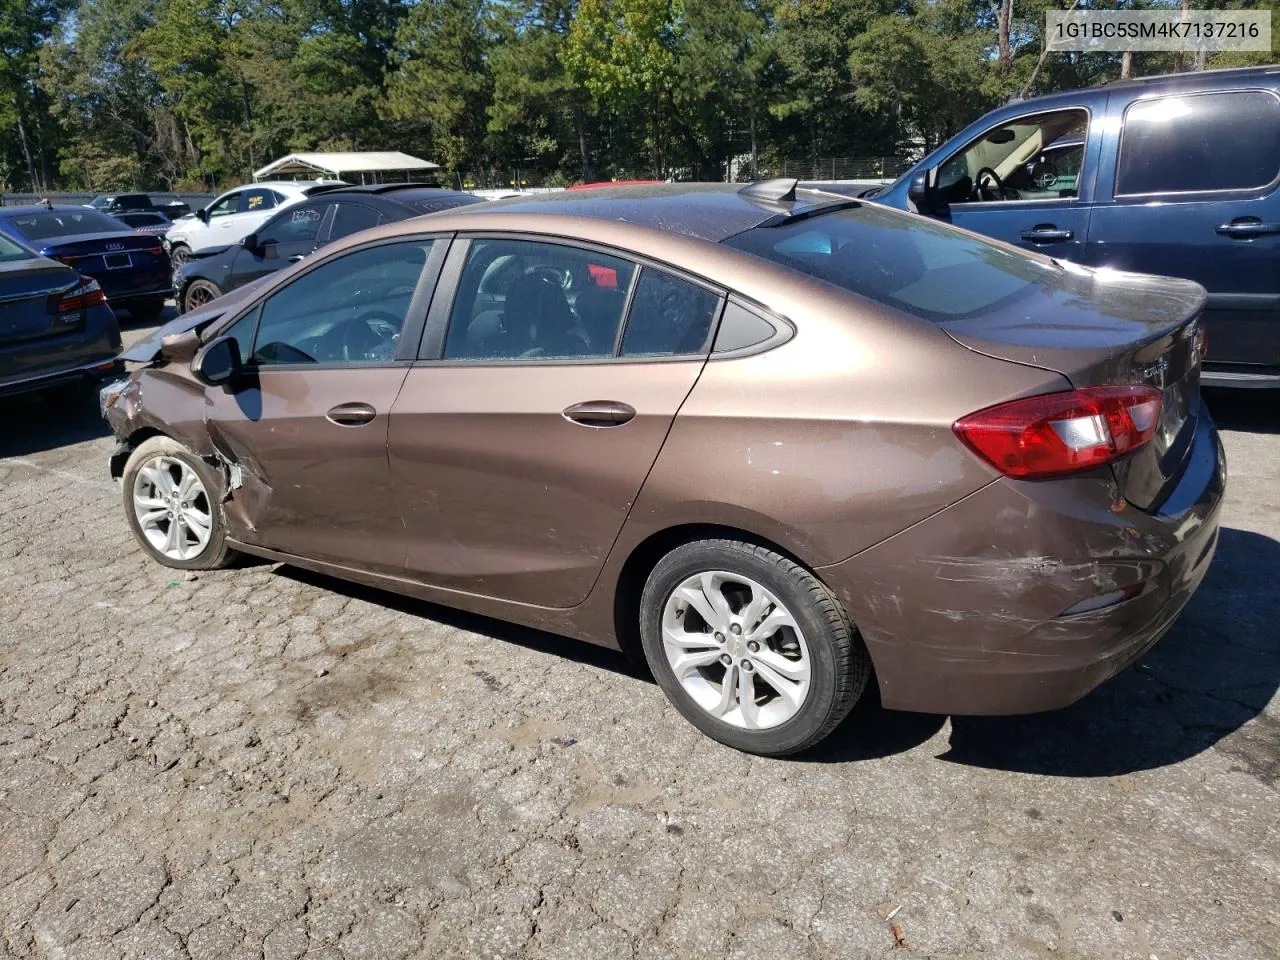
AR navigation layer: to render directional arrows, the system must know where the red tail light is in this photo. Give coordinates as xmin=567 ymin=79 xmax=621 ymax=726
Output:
xmin=52 ymin=277 xmax=107 ymax=314
xmin=142 ymin=241 xmax=165 ymax=256
xmin=954 ymin=386 xmax=1162 ymax=479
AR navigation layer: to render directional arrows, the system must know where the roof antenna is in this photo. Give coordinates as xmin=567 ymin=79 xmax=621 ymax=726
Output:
xmin=739 ymin=178 xmax=798 ymax=203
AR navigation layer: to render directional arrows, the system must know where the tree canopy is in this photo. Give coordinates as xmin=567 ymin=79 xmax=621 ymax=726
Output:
xmin=0 ymin=0 xmax=1273 ymax=192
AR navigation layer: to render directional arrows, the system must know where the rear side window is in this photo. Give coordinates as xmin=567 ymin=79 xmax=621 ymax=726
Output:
xmin=1116 ymin=90 xmax=1280 ymax=195
xmin=328 ymin=203 xmax=383 ymax=242
xmin=620 ymin=269 xmax=720 ymax=357
xmin=723 ymin=203 xmax=1061 ymax=322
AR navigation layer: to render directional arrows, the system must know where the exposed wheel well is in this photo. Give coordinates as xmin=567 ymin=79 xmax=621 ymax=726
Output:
xmin=109 ymin=427 xmax=168 ymax=478
xmin=611 ymin=523 xmax=812 ymax=665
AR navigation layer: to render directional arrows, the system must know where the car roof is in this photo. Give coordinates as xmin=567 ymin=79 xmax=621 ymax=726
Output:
xmin=438 ymin=182 xmax=851 ymax=243
xmin=0 ymin=205 xmax=121 ymax=216
xmin=1002 ymin=63 xmax=1280 ymax=114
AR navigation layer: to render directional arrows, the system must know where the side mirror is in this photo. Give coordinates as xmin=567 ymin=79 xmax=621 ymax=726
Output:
xmin=907 ymin=172 xmax=931 ymax=212
xmin=159 ymin=329 xmax=201 ymax=364
xmin=192 ymin=336 xmax=242 ymax=386
xmin=241 ymin=232 xmax=259 ymax=251
xmin=196 ymin=208 xmax=210 ymax=223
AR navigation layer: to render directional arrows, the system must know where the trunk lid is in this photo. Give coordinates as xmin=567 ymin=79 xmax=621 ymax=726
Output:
xmin=0 ymin=257 xmax=80 ymax=344
xmin=940 ymin=263 xmax=1207 ymax=511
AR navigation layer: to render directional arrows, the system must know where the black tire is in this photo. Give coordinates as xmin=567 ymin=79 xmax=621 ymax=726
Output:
xmin=121 ymin=436 xmax=239 ymax=571
xmin=182 ymin=279 xmax=221 ymax=314
xmin=169 ymin=243 xmax=191 ymax=270
xmin=129 ymin=297 xmax=166 ymax=320
xmin=639 ymin=539 xmax=869 ymax=756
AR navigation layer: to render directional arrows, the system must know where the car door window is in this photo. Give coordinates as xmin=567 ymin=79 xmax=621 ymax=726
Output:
xmin=937 ymin=109 xmax=1088 ymax=204
xmin=258 ymin=204 xmax=327 ymax=246
xmin=248 ymin=241 xmax=434 ymax=366
xmin=443 ymin=239 xmax=636 ymax=360
xmin=207 ymin=192 xmax=241 ymax=219
xmin=241 ymin=189 xmax=278 ymax=214
xmin=1116 ymin=90 xmax=1280 ymax=196
xmin=328 ymin=203 xmax=384 ymax=242
xmin=619 ymin=268 xmax=720 ymax=357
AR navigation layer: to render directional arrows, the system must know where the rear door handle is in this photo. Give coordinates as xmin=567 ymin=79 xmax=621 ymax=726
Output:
xmin=562 ymin=400 xmax=636 ymax=427
xmin=1216 ymin=218 xmax=1280 ymax=239
xmin=288 ymin=254 xmax=306 ymax=263
xmin=326 ymin=402 xmax=377 ymax=426
xmin=1019 ymin=225 xmax=1074 ymax=243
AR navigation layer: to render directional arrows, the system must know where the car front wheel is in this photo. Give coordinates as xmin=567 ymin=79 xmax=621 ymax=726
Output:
xmin=122 ymin=436 xmax=239 ymax=570
xmin=169 ymin=243 xmax=191 ymax=270
xmin=183 ymin=279 xmax=222 ymax=313
xmin=639 ymin=539 xmax=870 ymax=756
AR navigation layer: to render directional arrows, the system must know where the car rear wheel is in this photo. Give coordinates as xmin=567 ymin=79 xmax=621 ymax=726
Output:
xmin=639 ymin=539 xmax=869 ymax=756
xmin=169 ymin=243 xmax=191 ymax=270
xmin=122 ymin=436 xmax=239 ymax=571
xmin=183 ymin=280 xmax=221 ymax=313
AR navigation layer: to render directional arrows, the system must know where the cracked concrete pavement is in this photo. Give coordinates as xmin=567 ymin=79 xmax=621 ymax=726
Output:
xmin=0 ymin=315 xmax=1277 ymax=959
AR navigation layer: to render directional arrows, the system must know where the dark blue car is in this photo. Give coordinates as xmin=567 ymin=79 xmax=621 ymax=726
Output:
xmin=874 ymin=64 xmax=1280 ymax=388
xmin=0 ymin=205 xmax=173 ymax=320
xmin=0 ymin=230 xmax=122 ymax=396
xmin=175 ymin=184 xmax=483 ymax=312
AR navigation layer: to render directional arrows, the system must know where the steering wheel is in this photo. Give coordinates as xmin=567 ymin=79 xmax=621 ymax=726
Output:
xmin=1030 ymin=159 xmax=1059 ymax=191
xmin=526 ymin=265 xmax=568 ymax=289
xmin=340 ymin=311 xmax=401 ymax=362
xmin=974 ymin=166 xmax=1008 ymax=201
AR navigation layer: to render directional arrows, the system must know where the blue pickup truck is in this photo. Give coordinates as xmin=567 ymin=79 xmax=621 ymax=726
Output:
xmin=873 ymin=64 xmax=1280 ymax=388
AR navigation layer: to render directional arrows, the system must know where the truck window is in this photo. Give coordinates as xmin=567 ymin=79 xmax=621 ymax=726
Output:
xmin=1116 ymin=90 xmax=1280 ymax=196
xmin=936 ymin=109 xmax=1088 ymax=205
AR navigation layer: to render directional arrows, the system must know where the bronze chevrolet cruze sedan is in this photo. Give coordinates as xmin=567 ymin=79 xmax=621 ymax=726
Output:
xmin=103 ymin=182 xmax=1224 ymax=755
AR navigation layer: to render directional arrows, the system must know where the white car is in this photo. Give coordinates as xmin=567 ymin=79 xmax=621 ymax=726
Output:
xmin=164 ymin=180 xmax=344 ymax=267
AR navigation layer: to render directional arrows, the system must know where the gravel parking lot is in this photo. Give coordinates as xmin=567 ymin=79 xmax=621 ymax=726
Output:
xmin=1 ymin=314 xmax=1276 ymax=960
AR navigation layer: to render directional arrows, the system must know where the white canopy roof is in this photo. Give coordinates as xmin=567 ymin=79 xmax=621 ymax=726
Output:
xmin=253 ymin=151 xmax=439 ymax=181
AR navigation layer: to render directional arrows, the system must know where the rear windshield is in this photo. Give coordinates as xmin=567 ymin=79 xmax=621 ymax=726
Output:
xmin=6 ymin=210 xmax=126 ymax=240
xmin=723 ymin=202 xmax=1063 ymax=322
xmin=0 ymin=233 xmax=33 ymax=262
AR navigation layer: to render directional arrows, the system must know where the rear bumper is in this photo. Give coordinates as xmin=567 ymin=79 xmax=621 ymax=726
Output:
xmin=818 ymin=413 xmax=1226 ymax=715
xmin=106 ymin=284 xmax=173 ymax=304
xmin=0 ymin=304 xmax=123 ymax=396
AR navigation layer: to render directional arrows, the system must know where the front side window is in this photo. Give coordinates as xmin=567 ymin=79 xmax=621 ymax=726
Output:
xmin=937 ymin=109 xmax=1088 ymax=204
xmin=327 ymin=203 xmax=383 ymax=242
xmin=207 ymin=192 xmax=241 ymax=219
xmin=444 ymin=239 xmax=636 ymax=360
xmin=724 ymin=202 xmax=1063 ymax=322
xmin=1116 ymin=90 xmax=1280 ymax=196
xmin=259 ymin=204 xmax=327 ymax=246
xmin=249 ymin=241 xmax=433 ymax=365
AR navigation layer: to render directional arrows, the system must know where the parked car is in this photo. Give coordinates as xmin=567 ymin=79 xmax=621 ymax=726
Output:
xmin=1 ymin=230 xmax=121 ymax=396
xmin=114 ymin=211 xmax=172 ymax=236
xmin=165 ymin=180 xmax=345 ymax=269
xmin=103 ymin=182 xmax=1223 ymax=756
xmin=0 ymin=206 xmax=172 ymax=319
xmin=872 ymin=64 xmax=1280 ymax=388
xmin=175 ymin=185 xmax=483 ymax=313
xmin=87 ymin=193 xmax=190 ymax=219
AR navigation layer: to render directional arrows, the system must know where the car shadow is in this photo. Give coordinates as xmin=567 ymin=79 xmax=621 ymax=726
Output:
xmin=0 ymin=386 xmax=109 ymax=458
xmin=1203 ymin=386 xmax=1280 ymax=435
xmin=274 ymin=527 xmax=1277 ymax=776
xmin=933 ymin=526 xmax=1280 ymax=779
xmin=275 ymin=565 xmax=654 ymax=683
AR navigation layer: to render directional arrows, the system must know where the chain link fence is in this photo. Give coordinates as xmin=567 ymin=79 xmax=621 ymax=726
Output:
xmin=0 ymin=192 xmax=216 ymax=209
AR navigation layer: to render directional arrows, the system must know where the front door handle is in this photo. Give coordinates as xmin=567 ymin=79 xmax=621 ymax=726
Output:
xmin=562 ymin=400 xmax=636 ymax=427
xmin=1216 ymin=218 xmax=1280 ymax=239
xmin=326 ymin=402 xmax=377 ymax=426
xmin=1019 ymin=225 xmax=1074 ymax=244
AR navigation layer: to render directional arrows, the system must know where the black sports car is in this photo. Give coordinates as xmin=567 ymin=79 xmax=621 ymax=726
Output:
xmin=174 ymin=185 xmax=484 ymax=312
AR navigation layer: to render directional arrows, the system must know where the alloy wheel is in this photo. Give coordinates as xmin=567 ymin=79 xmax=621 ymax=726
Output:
xmin=661 ymin=571 xmax=812 ymax=730
xmin=131 ymin=456 xmax=213 ymax=561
